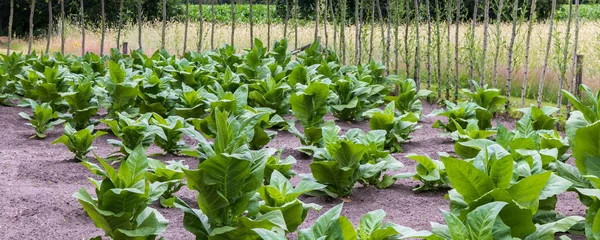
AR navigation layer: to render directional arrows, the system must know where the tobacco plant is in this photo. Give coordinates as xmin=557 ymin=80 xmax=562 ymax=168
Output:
xmin=396 ymin=153 xmax=450 ymax=191
xmin=147 ymin=159 xmax=188 ymax=208
xmin=19 ymin=99 xmax=65 ymax=138
xmin=254 ymin=170 xmax=324 ymax=232
xmin=264 ymin=148 xmax=297 ymax=185
xmin=363 ymin=102 xmax=420 ymax=152
xmin=389 ymin=78 xmax=432 ymax=116
xmin=329 ymin=74 xmax=386 ymax=121
xmin=443 ymin=145 xmax=574 ymax=239
xmin=288 ymin=81 xmax=329 ymax=146
xmin=52 ymin=123 xmax=106 ymax=161
xmin=74 ymin=146 xmax=168 ymax=239
xmin=430 ymin=100 xmax=492 ymax=133
xmin=298 ymin=204 xmax=431 ymax=239
xmin=61 ymin=79 xmax=99 ymax=130
xmin=150 ymin=114 xmax=190 ymax=154
xmin=101 ymin=113 xmax=165 ymax=157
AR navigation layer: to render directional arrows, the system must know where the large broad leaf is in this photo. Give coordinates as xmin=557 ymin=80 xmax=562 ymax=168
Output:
xmin=573 ymin=122 xmax=600 ymax=178
xmin=290 ymin=82 xmax=329 ymax=128
xmin=442 ymin=157 xmax=495 ymax=203
xmin=524 ymin=216 xmax=584 ymax=240
xmin=298 ymin=204 xmax=345 ymax=240
xmin=585 ymin=200 xmax=600 ymax=240
xmin=566 ymin=111 xmax=589 ymax=141
xmin=442 ymin=210 xmax=469 ymax=239
xmin=508 ymin=171 xmax=551 ymax=212
xmin=173 ymin=198 xmax=211 ymax=238
xmin=210 ymin=211 xmax=287 ymax=238
xmin=465 ymin=202 xmax=507 ymax=240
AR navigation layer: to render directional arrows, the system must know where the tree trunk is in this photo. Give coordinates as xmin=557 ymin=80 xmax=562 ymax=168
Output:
xmin=231 ymin=0 xmax=235 ymax=46
xmin=331 ymin=0 xmax=337 ymax=53
xmin=340 ymin=0 xmax=347 ymax=64
xmin=46 ymin=0 xmax=52 ymax=54
xmin=413 ymin=0 xmax=420 ymax=89
xmin=324 ymin=0 xmax=328 ymax=49
xmin=376 ymin=0 xmax=385 ymax=66
xmin=454 ymin=0 xmax=461 ymax=101
xmin=557 ymin=0 xmax=572 ymax=114
xmin=386 ymin=0 xmax=392 ymax=72
xmin=28 ymin=0 xmax=36 ymax=55
xmin=294 ymin=0 xmax=298 ymax=49
xmin=184 ymin=0 xmax=189 ymax=52
xmin=537 ymin=0 xmax=556 ymax=107
xmin=425 ymin=0 xmax=432 ymax=90
xmin=101 ymin=0 xmax=106 ymax=56
xmin=394 ymin=0 xmax=400 ymax=74
xmin=368 ymin=0 xmax=375 ymax=61
xmin=358 ymin=0 xmax=364 ymax=63
xmin=250 ymin=0 xmax=254 ymax=46
xmin=284 ymin=0 xmax=289 ymax=39
xmin=522 ymin=0 xmax=537 ymax=107
xmin=7 ymin=0 xmax=13 ymax=55
xmin=198 ymin=0 xmax=204 ymax=52
xmin=506 ymin=0 xmax=519 ymax=110
xmin=162 ymin=0 xmax=167 ymax=49
xmin=567 ymin=0 xmax=580 ymax=114
xmin=117 ymin=0 xmax=124 ymax=49
xmin=480 ymin=0 xmax=491 ymax=86
xmin=80 ymin=0 xmax=85 ymax=56
xmin=404 ymin=3 xmax=411 ymax=78
xmin=355 ymin=0 xmax=359 ymax=62
xmin=60 ymin=0 xmax=65 ymax=54
xmin=138 ymin=0 xmax=142 ymax=50
xmin=434 ymin=0 xmax=442 ymax=98
xmin=445 ymin=0 xmax=453 ymax=100
xmin=267 ymin=0 xmax=271 ymax=50
xmin=492 ymin=0 xmax=505 ymax=87
xmin=314 ymin=0 xmax=319 ymax=43
xmin=469 ymin=0 xmax=479 ymax=88
xmin=211 ymin=0 xmax=215 ymax=49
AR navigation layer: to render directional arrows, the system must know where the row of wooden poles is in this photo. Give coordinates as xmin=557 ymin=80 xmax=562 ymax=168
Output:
xmin=3 ymin=0 xmax=586 ymax=115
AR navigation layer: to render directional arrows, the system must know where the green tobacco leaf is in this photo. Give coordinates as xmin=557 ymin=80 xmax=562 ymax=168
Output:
xmin=298 ymin=204 xmax=345 ymax=240
xmin=573 ymin=122 xmax=600 ymax=178
xmin=465 ymin=202 xmax=507 ymax=240
xmin=442 ymin=157 xmax=495 ymax=203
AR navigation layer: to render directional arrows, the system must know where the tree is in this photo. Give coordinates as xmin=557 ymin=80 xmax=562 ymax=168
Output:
xmin=100 ymin=0 xmax=106 ymax=56
xmin=46 ymin=0 xmax=52 ymax=54
xmin=28 ymin=0 xmax=36 ymax=55
xmin=161 ymin=0 xmax=167 ymax=49
xmin=7 ymin=0 xmax=13 ymax=55
xmin=80 ymin=0 xmax=85 ymax=56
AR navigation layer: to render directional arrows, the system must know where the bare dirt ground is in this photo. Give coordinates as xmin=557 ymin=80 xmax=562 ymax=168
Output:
xmin=0 ymin=102 xmax=587 ymax=239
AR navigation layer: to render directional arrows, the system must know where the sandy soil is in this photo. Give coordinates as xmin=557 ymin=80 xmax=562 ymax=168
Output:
xmin=0 ymin=102 xmax=587 ymax=239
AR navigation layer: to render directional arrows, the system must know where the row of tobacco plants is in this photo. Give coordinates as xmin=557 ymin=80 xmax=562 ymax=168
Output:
xmin=2 ymin=36 xmax=599 ymax=239
xmin=0 ymin=38 xmax=434 ymax=239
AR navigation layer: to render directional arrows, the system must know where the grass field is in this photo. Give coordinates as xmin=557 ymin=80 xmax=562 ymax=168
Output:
xmin=3 ymin=19 xmax=600 ymax=105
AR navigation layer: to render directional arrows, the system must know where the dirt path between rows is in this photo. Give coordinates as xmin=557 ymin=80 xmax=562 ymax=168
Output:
xmin=0 ymin=102 xmax=587 ymax=239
